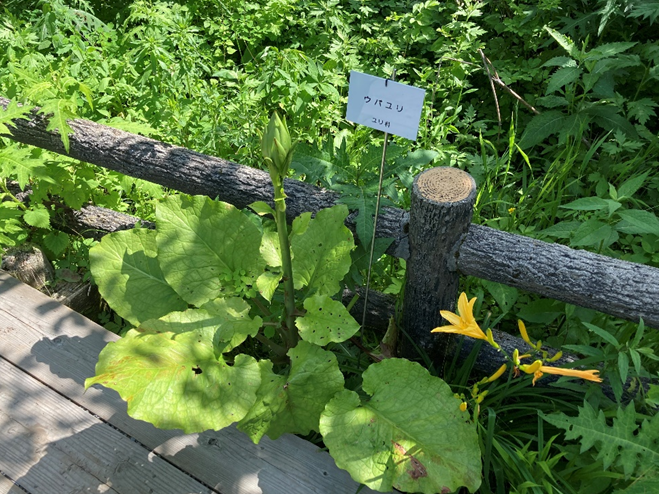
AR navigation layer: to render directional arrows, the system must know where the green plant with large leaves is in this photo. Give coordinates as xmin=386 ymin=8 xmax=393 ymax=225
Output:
xmin=85 ymin=112 xmax=481 ymax=494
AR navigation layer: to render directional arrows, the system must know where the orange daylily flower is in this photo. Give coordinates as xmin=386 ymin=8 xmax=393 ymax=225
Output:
xmin=519 ymin=361 xmax=602 ymax=386
xmin=431 ymin=293 xmax=486 ymax=341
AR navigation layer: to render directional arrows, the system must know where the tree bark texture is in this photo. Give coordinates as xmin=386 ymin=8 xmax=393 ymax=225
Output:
xmin=401 ymin=167 xmax=477 ymax=362
xmin=2 ymin=97 xmax=659 ymax=329
xmin=458 ymin=225 xmax=659 ymax=329
xmin=0 ymin=97 xmax=409 ymax=258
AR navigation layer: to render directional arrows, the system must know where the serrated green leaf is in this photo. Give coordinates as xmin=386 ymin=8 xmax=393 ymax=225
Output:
xmin=615 ymin=210 xmax=659 ymax=235
xmin=39 ymin=97 xmax=77 ymax=152
xmin=539 ymin=221 xmax=582 ymax=239
xmin=0 ymin=145 xmax=53 ymax=190
xmin=585 ymin=106 xmax=638 ymax=139
xmin=90 ymin=228 xmax=187 ymax=326
xmin=627 ymin=98 xmax=658 ymax=126
xmin=618 ymin=172 xmax=650 ymax=199
xmin=290 ymin=141 xmax=334 ymax=184
xmin=482 ymin=280 xmax=518 ymax=314
xmin=43 ymin=231 xmax=69 ymax=256
xmin=613 ymin=472 xmax=659 ymax=494
xmin=392 ymin=149 xmax=438 ymax=171
xmin=291 ymin=205 xmax=354 ymax=296
xmin=320 ymin=359 xmax=481 ymax=494
xmin=519 ymin=111 xmax=566 ymax=148
xmin=156 ymin=195 xmax=265 ymax=306
xmin=588 ymin=42 xmax=637 ymax=59
xmin=0 ymin=100 xmax=32 ymax=135
xmin=560 ymin=197 xmax=609 ymax=211
xmin=238 ymin=341 xmax=344 ymax=442
xmin=544 ymin=26 xmax=581 ymax=60
xmin=536 ymin=95 xmax=569 ymax=108
xmin=23 ymin=207 xmax=50 ymax=229
xmin=86 ymin=330 xmax=260 ymax=433
xmin=571 ymin=219 xmax=615 ymax=248
xmin=546 ymin=67 xmax=582 ymax=94
xmin=628 ymin=1 xmax=659 ymax=24
xmin=541 ymin=402 xmax=659 ymax=478
xmin=296 ymin=294 xmax=360 ymax=345
xmin=542 ymin=56 xmax=577 ymax=68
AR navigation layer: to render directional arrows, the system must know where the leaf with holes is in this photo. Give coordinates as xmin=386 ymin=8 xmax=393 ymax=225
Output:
xmin=237 ymin=341 xmax=344 ymax=442
xmin=291 ymin=205 xmax=354 ymax=297
xmin=85 ymin=329 xmax=260 ymax=433
xmin=320 ymin=359 xmax=481 ymax=494
xmin=296 ymin=294 xmax=360 ymax=345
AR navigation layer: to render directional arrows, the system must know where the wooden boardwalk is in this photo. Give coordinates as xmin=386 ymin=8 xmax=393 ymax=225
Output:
xmin=0 ymin=271 xmax=379 ymax=494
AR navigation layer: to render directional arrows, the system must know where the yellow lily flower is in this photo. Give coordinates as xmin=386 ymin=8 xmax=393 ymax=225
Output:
xmin=521 ymin=363 xmax=602 ymax=386
xmin=486 ymin=363 xmax=508 ymax=383
xmin=518 ymin=320 xmax=541 ymax=350
xmin=431 ymin=293 xmax=486 ymax=340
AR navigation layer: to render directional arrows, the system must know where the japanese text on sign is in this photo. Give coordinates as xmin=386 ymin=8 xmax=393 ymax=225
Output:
xmin=345 ymin=71 xmax=426 ymax=140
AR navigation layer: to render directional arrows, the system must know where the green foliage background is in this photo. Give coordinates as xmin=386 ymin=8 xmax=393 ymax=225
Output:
xmin=1 ymin=0 xmax=659 ymax=492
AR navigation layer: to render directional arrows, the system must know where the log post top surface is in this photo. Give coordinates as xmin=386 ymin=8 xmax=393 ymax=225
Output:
xmin=414 ymin=167 xmax=476 ymax=205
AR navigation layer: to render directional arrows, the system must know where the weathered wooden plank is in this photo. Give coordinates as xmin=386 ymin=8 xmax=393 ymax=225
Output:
xmin=0 ymin=473 xmax=26 ymax=493
xmin=0 ymin=359 xmax=213 ymax=494
xmin=0 ymin=272 xmax=380 ymax=494
xmin=457 ymin=225 xmax=659 ymax=329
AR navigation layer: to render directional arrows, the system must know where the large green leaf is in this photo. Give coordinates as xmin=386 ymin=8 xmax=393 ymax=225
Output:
xmin=90 ymin=228 xmax=187 ymax=326
xmin=320 ymin=359 xmax=481 ymax=494
xmin=616 ymin=209 xmax=659 ymax=235
xmin=237 ymin=341 xmax=344 ymax=442
xmin=519 ymin=111 xmax=566 ymax=148
xmin=571 ymin=219 xmax=616 ymax=248
xmin=296 ymin=294 xmax=360 ymax=345
xmin=546 ymin=66 xmax=582 ymax=94
xmin=85 ymin=330 xmax=261 ymax=433
xmin=585 ymin=105 xmax=638 ymax=139
xmin=156 ymin=195 xmax=265 ymax=306
xmin=291 ymin=205 xmax=354 ymax=296
xmin=141 ymin=300 xmax=262 ymax=352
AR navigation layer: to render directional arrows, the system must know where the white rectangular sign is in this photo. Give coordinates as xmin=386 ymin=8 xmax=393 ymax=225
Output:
xmin=345 ymin=70 xmax=426 ymax=141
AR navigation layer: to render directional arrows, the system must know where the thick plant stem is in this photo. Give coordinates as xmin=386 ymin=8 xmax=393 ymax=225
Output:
xmin=273 ymin=177 xmax=298 ymax=349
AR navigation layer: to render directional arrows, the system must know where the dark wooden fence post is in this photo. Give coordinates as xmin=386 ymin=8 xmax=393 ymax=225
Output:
xmin=400 ymin=167 xmax=477 ymax=364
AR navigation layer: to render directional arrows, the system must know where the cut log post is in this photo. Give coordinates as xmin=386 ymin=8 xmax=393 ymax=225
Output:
xmin=400 ymin=167 xmax=477 ymax=364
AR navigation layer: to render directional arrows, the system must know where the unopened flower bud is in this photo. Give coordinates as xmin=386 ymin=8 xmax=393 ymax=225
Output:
xmin=262 ymin=111 xmax=295 ymax=178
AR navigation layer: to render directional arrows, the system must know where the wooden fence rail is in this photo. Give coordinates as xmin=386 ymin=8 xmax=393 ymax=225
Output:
xmin=2 ymin=97 xmax=658 ymax=358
